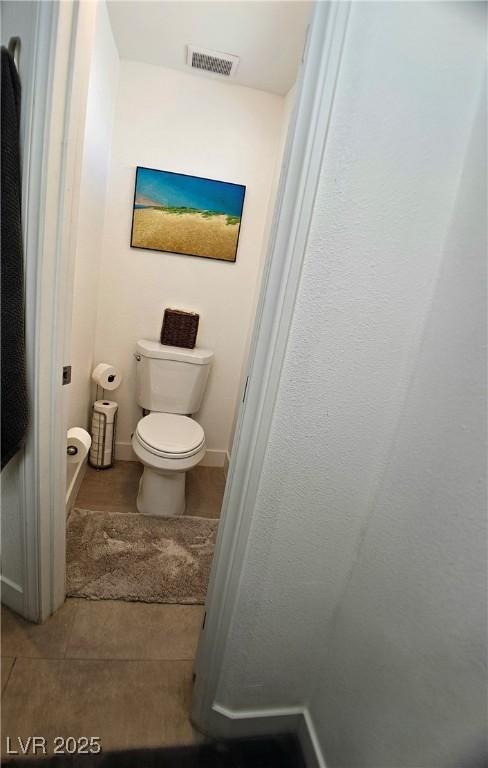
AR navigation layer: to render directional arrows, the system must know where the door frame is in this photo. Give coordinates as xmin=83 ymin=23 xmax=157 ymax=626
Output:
xmin=1 ymin=0 xmax=68 ymax=621
xmin=191 ymin=0 xmax=351 ymax=736
xmin=15 ymin=0 xmax=348 ymax=678
xmin=9 ymin=0 xmax=94 ymax=621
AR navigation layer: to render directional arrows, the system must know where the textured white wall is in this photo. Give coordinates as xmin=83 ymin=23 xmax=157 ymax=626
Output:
xmin=213 ymin=2 xmax=486 ymax=762
xmin=94 ymin=61 xmax=284 ymax=461
xmin=309 ymin=90 xmax=487 ymax=767
xmin=68 ymin=1 xmax=119 ymax=430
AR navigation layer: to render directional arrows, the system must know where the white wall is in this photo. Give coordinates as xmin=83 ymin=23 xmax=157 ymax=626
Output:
xmin=94 ymin=61 xmax=285 ymax=462
xmin=308 ymin=89 xmax=487 ymax=767
xmin=68 ymin=0 xmax=119 ymax=430
xmin=211 ymin=2 xmax=487 ymax=764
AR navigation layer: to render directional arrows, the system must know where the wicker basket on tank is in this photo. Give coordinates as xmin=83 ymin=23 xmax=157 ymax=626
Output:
xmin=160 ymin=308 xmax=200 ymax=349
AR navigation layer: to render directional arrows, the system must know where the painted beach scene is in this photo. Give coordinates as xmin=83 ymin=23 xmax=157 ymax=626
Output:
xmin=131 ymin=166 xmax=245 ymax=262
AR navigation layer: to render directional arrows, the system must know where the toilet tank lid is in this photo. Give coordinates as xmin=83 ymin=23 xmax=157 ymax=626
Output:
xmin=136 ymin=339 xmax=213 ymax=365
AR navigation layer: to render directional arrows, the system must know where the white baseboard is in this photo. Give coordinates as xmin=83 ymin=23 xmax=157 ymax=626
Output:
xmin=299 ymin=709 xmax=327 ymax=768
xmin=200 ymin=449 xmax=226 ymax=468
xmin=66 ymin=458 xmax=87 ymax=517
xmin=115 ymin=442 xmax=227 ymax=468
xmin=1 ymin=574 xmax=24 ymax=616
xmin=115 ymin=441 xmax=137 ymax=461
xmin=205 ymin=703 xmax=326 ymax=768
xmin=210 ymin=703 xmax=303 ymax=739
xmin=223 ymin=451 xmax=231 ymax=479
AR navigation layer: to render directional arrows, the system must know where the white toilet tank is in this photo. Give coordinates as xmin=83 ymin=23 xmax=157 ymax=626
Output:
xmin=135 ymin=339 xmax=213 ymax=414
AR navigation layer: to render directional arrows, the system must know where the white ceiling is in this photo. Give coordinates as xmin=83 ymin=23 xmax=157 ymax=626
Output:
xmin=106 ymin=1 xmax=312 ymax=96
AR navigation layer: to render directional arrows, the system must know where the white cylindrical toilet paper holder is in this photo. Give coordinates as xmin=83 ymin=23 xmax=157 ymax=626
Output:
xmin=89 ymin=400 xmax=118 ymax=469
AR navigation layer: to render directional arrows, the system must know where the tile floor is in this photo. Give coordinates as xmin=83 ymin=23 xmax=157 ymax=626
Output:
xmin=1 ymin=600 xmax=202 ymax=756
xmin=1 ymin=460 xmax=227 ymax=757
xmin=76 ymin=460 xmax=226 ymax=519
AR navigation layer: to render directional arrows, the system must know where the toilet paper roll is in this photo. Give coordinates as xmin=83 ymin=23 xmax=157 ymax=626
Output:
xmin=93 ymin=400 xmax=118 ymax=423
xmin=67 ymin=427 xmax=91 ymax=464
xmin=89 ymin=451 xmax=112 ymax=468
xmin=92 ymin=363 xmax=122 ymax=391
xmin=90 ymin=428 xmax=113 ymax=446
xmin=91 ymin=426 xmax=114 ymax=445
xmin=91 ymin=413 xmax=116 ymax=429
xmin=89 ymin=401 xmax=118 ymax=467
xmin=91 ymin=425 xmax=114 ymax=439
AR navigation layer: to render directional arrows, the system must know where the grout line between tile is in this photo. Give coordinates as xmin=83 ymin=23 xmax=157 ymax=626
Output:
xmin=2 ymin=656 xmax=17 ymax=696
xmin=2 ymin=656 xmax=195 ymax=663
xmin=61 ymin=655 xmax=197 ymax=662
xmin=62 ymin=599 xmax=81 ymax=659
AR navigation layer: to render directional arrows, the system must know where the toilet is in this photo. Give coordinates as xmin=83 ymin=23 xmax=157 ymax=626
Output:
xmin=132 ymin=339 xmax=213 ymax=517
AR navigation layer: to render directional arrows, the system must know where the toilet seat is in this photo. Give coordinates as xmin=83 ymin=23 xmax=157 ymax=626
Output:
xmin=135 ymin=413 xmax=205 ymax=459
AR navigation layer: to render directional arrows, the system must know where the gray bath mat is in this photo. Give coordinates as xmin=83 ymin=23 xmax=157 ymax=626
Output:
xmin=66 ymin=508 xmax=218 ymax=604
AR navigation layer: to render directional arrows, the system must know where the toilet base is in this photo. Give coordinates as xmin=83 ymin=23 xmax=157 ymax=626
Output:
xmin=136 ymin=466 xmax=186 ymax=517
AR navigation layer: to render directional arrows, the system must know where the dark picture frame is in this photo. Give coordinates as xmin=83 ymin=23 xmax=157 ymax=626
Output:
xmin=130 ymin=166 xmax=246 ymax=263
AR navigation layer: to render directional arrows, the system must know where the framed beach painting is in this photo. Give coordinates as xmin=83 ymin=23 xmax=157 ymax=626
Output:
xmin=130 ymin=166 xmax=246 ymax=262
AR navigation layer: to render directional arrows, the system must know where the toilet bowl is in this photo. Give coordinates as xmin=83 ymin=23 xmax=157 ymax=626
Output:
xmin=132 ymin=412 xmax=205 ymax=517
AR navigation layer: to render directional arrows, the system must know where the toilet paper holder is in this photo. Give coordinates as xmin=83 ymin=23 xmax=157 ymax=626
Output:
xmin=89 ymin=404 xmax=118 ymax=470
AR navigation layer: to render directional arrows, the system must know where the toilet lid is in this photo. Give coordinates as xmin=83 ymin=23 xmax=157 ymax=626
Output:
xmin=136 ymin=413 xmax=205 ymax=459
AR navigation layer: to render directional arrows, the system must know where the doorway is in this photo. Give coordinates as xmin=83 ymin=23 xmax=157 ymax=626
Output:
xmin=1 ymin=0 xmax=321 ymax=753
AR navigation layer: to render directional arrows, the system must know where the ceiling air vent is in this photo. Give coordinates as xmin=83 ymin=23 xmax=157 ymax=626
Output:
xmin=186 ymin=46 xmax=239 ymax=79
